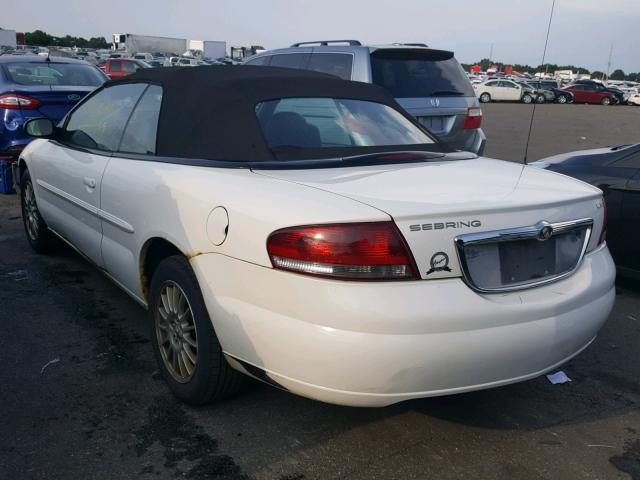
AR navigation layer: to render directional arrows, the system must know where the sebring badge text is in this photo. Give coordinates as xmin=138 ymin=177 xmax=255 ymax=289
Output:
xmin=409 ymin=220 xmax=482 ymax=232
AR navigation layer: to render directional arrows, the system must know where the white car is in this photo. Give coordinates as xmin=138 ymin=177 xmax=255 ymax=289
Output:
xmin=627 ymin=93 xmax=640 ymax=105
xmin=474 ymin=79 xmax=537 ymax=103
xmin=16 ymin=66 xmax=615 ymax=407
xmin=165 ymin=56 xmax=200 ymax=67
xmin=132 ymin=52 xmax=154 ymax=62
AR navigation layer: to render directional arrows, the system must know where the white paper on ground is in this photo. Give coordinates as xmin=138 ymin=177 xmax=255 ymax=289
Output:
xmin=546 ymin=371 xmax=571 ymax=384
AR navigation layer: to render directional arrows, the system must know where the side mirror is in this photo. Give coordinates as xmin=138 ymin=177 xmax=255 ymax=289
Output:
xmin=24 ymin=118 xmax=54 ymax=138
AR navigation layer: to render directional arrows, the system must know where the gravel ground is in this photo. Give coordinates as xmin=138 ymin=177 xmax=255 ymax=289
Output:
xmin=1 ymin=103 xmax=639 ymax=480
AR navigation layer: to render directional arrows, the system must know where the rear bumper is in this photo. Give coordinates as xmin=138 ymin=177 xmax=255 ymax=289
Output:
xmin=440 ymin=127 xmax=486 ymax=155
xmin=192 ymin=245 xmax=615 ymax=407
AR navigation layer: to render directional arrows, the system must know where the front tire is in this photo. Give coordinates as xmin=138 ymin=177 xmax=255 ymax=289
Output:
xmin=149 ymin=255 xmax=243 ymax=405
xmin=20 ymin=169 xmax=57 ymax=253
xmin=479 ymin=93 xmax=491 ymax=103
xmin=601 ymin=97 xmax=611 ymax=106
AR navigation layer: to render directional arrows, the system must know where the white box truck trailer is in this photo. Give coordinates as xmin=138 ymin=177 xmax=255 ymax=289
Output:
xmin=188 ymin=40 xmax=227 ymax=61
xmin=0 ymin=29 xmax=17 ymax=48
xmin=113 ymin=34 xmax=187 ymax=56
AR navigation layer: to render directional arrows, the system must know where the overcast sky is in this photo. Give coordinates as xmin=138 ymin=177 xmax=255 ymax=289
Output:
xmin=3 ymin=0 xmax=639 ymax=72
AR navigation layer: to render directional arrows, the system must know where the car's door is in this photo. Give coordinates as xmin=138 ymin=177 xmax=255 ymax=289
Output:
xmin=108 ymin=60 xmax=122 ymax=79
xmin=121 ymin=60 xmax=139 ymax=76
xmin=502 ymin=81 xmax=522 ymax=101
xmin=486 ymin=81 xmax=504 ymax=100
xmin=613 ymin=152 xmax=640 ymax=272
xmin=585 ymin=87 xmax=602 ymax=104
xmin=100 ymin=84 xmax=163 ymax=297
xmin=32 ymin=83 xmax=147 ymax=266
xmin=570 ymin=85 xmax=585 ymax=103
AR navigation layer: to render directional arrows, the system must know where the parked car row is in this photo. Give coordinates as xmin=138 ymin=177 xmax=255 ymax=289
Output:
xmin=472 ymin=77 xmax=635 ymax=106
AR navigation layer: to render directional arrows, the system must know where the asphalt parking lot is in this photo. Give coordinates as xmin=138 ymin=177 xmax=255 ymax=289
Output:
xmin=1 ymin=104 xmax=639 ymax=480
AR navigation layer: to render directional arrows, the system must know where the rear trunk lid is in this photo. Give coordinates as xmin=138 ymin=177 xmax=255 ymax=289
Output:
xmin=6 ymin=86 xmax=93 ymax=125
xmin=254 ymin=157 xmax=604 ymax=282
xmin=30 ymin=86 xmax=94 ymax=124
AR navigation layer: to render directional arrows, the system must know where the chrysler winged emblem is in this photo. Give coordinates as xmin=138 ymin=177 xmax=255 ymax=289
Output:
xmin=538 ymin=225 xmax=553 ymax=241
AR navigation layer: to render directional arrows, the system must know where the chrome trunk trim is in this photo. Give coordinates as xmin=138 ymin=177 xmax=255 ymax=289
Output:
xmin=454 ymin=218 xmax=593 ymax=293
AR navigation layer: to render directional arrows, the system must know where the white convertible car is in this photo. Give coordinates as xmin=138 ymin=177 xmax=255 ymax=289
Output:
xmin=17 ymin=66 xmax=615 ymax=407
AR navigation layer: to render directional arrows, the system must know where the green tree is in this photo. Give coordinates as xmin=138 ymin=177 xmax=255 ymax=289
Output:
xmin=24 ymin=30 xmax=53 ymax=45
xmin=23 ymin=30 xmax=109 ymax=49
xmin=610 ymin=69 xmax=626 ymax=80
xmin=478 ymin=58 xmax=493 ymax=71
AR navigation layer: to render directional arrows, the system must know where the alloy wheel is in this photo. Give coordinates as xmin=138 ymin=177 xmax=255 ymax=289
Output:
xmin=155 ymin=280 xmax=198 ymax=383
xmin=23 ymin=181 xmax=40 ymax=241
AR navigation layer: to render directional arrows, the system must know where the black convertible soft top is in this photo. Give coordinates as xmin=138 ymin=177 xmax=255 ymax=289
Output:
xmin=107 ymin=65 xmax=442 ymax=162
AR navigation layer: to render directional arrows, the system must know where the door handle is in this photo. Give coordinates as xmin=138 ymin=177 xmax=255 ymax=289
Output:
xmin=83 ymin=177 xmax=97 ymax=189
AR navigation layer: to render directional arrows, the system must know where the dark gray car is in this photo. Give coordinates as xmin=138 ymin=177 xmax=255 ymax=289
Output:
xmin=244 ymin=41 xmax=486 ymax=154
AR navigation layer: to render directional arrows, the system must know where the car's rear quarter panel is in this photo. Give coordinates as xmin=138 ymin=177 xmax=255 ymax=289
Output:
xmin=98 ymin=157 xmax=390 ymax=301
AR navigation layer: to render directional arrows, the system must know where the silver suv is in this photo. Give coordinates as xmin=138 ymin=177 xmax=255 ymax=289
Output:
xmin=244 ymin=40 xmax=486 ymax=154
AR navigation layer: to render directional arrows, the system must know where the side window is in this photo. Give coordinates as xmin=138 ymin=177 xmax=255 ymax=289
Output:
xmin=122 ymin=62 xmax=136 ymax=73
xmin=245 ymin=56 xmax=269 ymax=66
xmin=269 ymin=53 xmax=310 ymax=69
xmin=306 ymin=53 xmax=353 ymax=80
xmin=485 ymin=81 xmax=497 ymax=87
xmin=123 ymin=61 xmax=138 ymax=73
xmin=110 ymin=61 xmax=121 ymax=72
xmin=119 ymin=85 xmax=163 ymax=154
xmin=63 ymin=83 xmax=147 ymax=151
xmin=612 ymin=152 xmax=640 ymax=169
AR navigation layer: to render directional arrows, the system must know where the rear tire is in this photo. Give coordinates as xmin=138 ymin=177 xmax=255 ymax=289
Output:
xmin=601 ymin=97 xmax=611 ymax=106
xmin=479 ymin=93 xmax=491 ymax=103
xmin=522 ymin=94 xmax=533 ymax=104
xmin=557 ymin=95 xmax=567 ymax=104
xmin=20 ymin=169 xmax=57 ymax=254
xmin=149 ymin=255 xmax=244 ymax=405
xmin=535 ymin=94 xmax=545 ymax=104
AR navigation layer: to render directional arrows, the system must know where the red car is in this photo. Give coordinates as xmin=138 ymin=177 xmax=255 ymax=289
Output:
xmin=98 ymin=58 xmax=150 ymax=80
xmin=562 ymin=84 xmax=616 ymax=105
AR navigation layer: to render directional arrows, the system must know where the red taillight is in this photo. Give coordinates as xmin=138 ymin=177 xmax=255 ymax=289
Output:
xmin=0 ymin=145 xmax=24 ymax=163
xmin=0 ymin=94 xmax=41 ymax=110
xmin=463 ymin=107 xmax=482 ymax=130
xmin=267 ymin=222 xmax=418 ymax=280
xmin=598 ymin=197 xmax=608 ymax=245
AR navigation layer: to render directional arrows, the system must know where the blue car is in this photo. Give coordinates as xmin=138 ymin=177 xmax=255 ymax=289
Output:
xmin=0 ymin=55 xmax=107 ymax=191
